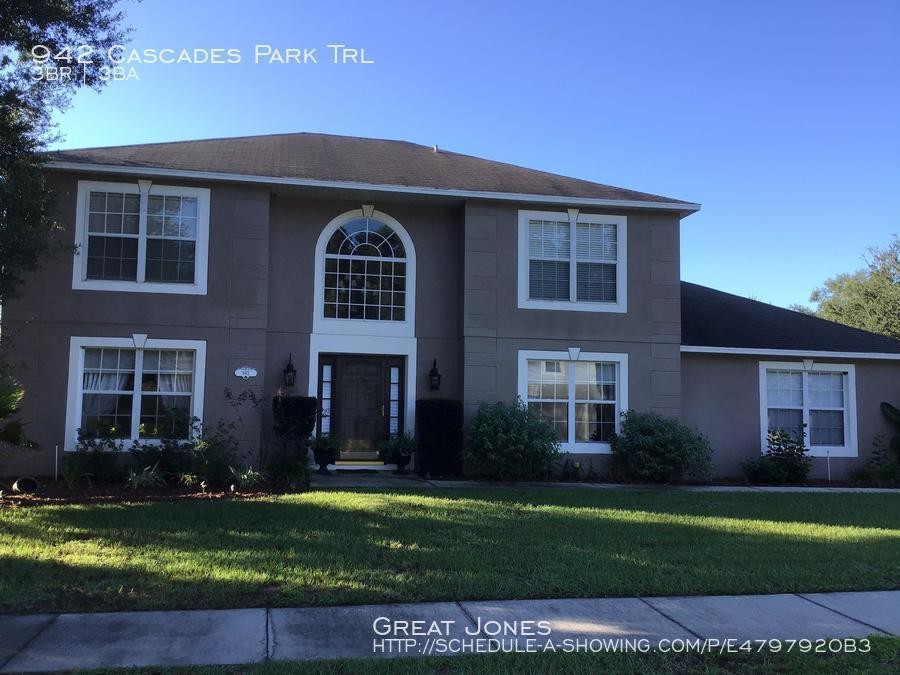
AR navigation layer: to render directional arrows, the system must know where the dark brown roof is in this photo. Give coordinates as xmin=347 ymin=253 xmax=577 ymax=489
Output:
xmin=49 ymin=132 xmax=697 ymax=206
xmin=682 ymin=282 xmax=900 ymax=354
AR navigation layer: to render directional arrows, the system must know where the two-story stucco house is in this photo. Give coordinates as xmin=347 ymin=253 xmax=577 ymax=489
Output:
xmin=4 ymin=132 xmax=900 ymax=479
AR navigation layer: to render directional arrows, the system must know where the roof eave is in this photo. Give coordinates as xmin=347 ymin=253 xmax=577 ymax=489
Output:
xmin=681 ymin=345 xmax=900 ymax=361
xmin=44 ymin=160 xmax=702 ymax=215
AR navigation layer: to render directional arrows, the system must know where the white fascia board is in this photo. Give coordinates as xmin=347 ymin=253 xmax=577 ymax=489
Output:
xmin=45 ymin=161 xmax=702 ymax=214
xmin=681 ymin=345 xmax=900 ymax=361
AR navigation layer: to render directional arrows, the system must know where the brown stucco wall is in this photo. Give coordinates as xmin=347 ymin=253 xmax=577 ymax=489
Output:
xmin=681 ymin=352 xmax=900 ymax=479
xmin=459 ymin=200 xmax=684 ymax=430
xmin=263 ymin=195 xmax=462 ymax=404
xmin=2 ymin=171 xmax=272 ymax=474
xmin=1 ymin=173 xmax=465 ymax=476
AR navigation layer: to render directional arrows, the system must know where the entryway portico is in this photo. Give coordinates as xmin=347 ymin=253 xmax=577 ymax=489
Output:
xmin=316 ymin=353 xmax=405 ymax=462
xmin=307 ymin=333 xmax=417 ymax=469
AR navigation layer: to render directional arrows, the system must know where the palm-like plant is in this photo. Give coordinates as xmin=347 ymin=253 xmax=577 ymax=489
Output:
xmin=0 ymin=375 xmax=29 ymax=445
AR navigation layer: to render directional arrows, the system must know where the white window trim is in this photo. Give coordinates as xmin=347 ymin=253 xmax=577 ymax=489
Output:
xmin=307 ymin=333 xmax=417 ymax=438
xmin=757 ymin=361 xmax=858 ymax=458
xmin=64 ymin=335 xmax=207 ymax=450
xmin=72 ymin=180 xmax=210 ymax=295
xmin=312 ymin=208 xmax=416 ymax=338
xmin=517 ymin=209 xmax=627 ymax=313
xmin=517 ymin=349 xmax=628 ymax=453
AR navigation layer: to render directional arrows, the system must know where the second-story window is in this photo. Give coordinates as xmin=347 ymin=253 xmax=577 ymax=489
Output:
xmin=323 ymin=217 xmax=407 ymax=321
xmin=74 ymin=181 xmax=210 ymax=294
xmin=517 ymin=210 xmax=627 ymax=313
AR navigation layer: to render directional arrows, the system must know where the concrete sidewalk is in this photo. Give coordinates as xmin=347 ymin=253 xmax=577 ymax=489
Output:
xmin=1 ymin=591 xmax=897 ymax=671
xmin=310 ymin=473 xmax=900 ymax=493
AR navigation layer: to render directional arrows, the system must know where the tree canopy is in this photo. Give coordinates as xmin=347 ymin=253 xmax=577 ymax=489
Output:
xmin=1 ymin=0 xmax=129 ymax=304
xmin=805 ymin=236 xmax=900 ymax=340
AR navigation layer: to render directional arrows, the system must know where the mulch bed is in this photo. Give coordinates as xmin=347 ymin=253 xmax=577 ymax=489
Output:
xmin=0 ymin=482 xmax=306 ymax=508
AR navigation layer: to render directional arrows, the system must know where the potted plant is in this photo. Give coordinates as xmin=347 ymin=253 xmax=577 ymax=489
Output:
xmin=310 ymin=435 xmax=339 ymax=475
xmin=379 ymin=431 xmax=415 ymax=474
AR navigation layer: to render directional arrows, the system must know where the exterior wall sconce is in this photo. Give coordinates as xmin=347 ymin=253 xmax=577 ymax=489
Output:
xmin=429 ymin=358 xmax=442 ymax=391
xmin=283 ymin=353 xmax=297 ymax=388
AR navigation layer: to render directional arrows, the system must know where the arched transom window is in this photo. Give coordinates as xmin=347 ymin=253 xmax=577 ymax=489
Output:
xmin=324 ymin=217 xmax=407 ymax=321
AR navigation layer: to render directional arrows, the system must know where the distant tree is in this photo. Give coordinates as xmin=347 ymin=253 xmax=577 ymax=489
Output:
xmin=806 ymin=236 xmax=900 ymax=340
xmin=787 ymin=304 xmax=816 ymax=316
xmin=1 ymin=0 xmax=131 ymax=305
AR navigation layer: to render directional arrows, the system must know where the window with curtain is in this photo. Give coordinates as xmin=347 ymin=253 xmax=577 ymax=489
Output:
xmin=80 ymin=347 xmax=195 ymax=440
xmin=762 ymin=364 xmax=854 ymax=455
xmin=323 ymin=217 xmax=407 ymax=321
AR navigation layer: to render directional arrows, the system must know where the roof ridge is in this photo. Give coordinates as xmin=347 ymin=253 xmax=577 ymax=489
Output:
xmin=50 ymin=131 xmax=426 ymax=154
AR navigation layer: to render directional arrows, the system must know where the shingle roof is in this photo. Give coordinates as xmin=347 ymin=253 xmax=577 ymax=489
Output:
xmin=681 ymin=281 xmax=900 ymax=354
xmin=49 ymin=132 xmax=697 ymax=207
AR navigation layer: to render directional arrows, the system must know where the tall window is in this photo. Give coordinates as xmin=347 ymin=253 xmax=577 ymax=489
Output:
xmin=66 ymin=337 xmax=206 ymax=447
xmin=74 ymin=181 xmax=209 ymax=294
xmin=519 ymin=350 xmax=628 ymax=452
xmin=518 ymin=210 xmax=627 ymax=312
xmin=323 ymin=217 xmax=407 ymax=321
xmin=759 ymin=362 xmax=857 ymax=457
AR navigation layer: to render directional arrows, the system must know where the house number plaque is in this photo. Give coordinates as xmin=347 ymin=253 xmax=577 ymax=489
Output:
xmin=234 ymin=366 xmax=258 ymax=380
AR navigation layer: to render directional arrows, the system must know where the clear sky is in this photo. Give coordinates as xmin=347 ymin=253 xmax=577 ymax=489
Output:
xmin=50 ymin=0 xmax=900 ymax=309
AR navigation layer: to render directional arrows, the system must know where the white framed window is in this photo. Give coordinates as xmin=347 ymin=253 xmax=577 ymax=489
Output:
xmin=758 ymin=361 xmax=858 ymax=457
xmin=313 ymin=208 xmax=416 ymax=338
xmin=517 ymin=209 xmax=627 ymax=313
xmin=517 ymin=349 xmax=628 ymax=453
xmin=65 ymin=336 xmax=206 ymax=449
xmin=72 ymin=180 xmax=210 ymax=294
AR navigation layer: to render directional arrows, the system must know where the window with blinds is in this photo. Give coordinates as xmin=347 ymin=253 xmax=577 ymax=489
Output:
xmin=759 ymin=362 xmax=857 ymax=457
xmin=520 ymin=211 xmax=626 ymax=311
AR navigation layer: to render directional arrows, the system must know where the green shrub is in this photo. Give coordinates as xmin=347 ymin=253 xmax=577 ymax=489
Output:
xmin=609 ymin=411 xmax=712 ymax=484
xmin=879 ymin=402 xmax=900 ymax=460
xmin=130 ymin=436 xmax=194 ymax=483
xmin=125 ymin=463 xmax=167 ymax=490
xmin=191 ymin=421 xmax=240 ymax=487
xmin=556 ymin=457 xmax=584 ymax=482
xmin=68 ymin=433 xmax=126 ymax=483
xmin=415 ymin=399 xmax=463 ymax=476
xmin=464 ymin=398 xmax=560 ymax=481
xmin=742 ymin=429 xmax=812 ymax=484
xmin=849 ymin=435 xmax=900 ymax=487
xmin=269 ymin=396 xmax=316 ymax=485
xmin=379 ymin=431 xmax=415 ymax=463
xmin=228 ymin=465 xmax=266 ymax=490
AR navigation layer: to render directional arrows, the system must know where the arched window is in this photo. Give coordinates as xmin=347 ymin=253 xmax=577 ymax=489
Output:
xmin=323 ymin=217 xmax=407 ymax=321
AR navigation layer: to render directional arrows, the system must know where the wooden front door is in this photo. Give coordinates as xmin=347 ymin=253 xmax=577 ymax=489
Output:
xmin=319 ymin=355 xmax=404 ymax=462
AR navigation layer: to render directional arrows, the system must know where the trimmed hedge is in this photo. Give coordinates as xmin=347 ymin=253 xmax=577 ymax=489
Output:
xmin=272 ymin=396 xmax=317 ymax=442
xmin=464 ymin=398 xmax=560 ymax=481
xmin=270 ymin=396 xmax=317 ymax=483
xmin=609 ymin=410 xmax=712 ymax=484
xmin=415 ymin=399 xmax=463 ymax=476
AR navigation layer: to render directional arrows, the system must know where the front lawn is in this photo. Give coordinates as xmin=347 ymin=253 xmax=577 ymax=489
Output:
xmin=1 ymin=489 xmax=898 ymax=613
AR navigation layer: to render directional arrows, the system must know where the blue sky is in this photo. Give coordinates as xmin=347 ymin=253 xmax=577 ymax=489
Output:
xmin=51 ymin=0 xmax=900 ymax=308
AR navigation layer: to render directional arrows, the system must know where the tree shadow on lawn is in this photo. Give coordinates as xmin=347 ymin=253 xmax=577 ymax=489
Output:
xmin=1 ymin=491 xmax=898 ymax=614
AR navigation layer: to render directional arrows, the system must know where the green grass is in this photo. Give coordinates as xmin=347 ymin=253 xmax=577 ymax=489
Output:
xmin=1 ymin=489 xmax=899 ymax=613
xmin=86 ymin=636 xmax=900 ymax=674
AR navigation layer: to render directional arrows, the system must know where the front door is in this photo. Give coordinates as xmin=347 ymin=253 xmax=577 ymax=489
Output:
xmin=319 ymin=355 xmax=404 ymax=462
